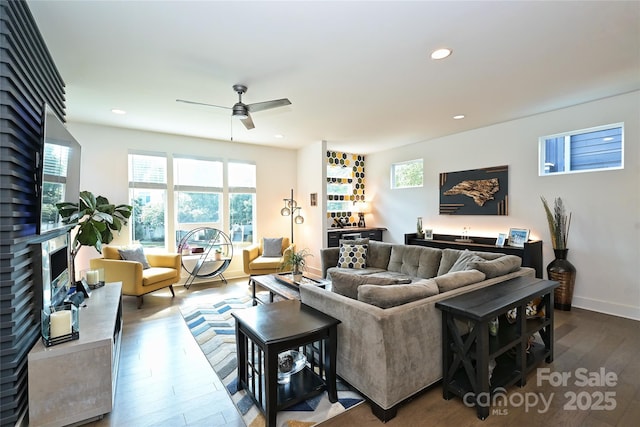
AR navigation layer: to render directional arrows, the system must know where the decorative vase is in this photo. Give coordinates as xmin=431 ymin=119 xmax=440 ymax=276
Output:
xmin=416 ymin=217 xmax=424 ymax=238
xmin=547 ymin=248 xmax=577 ymax=311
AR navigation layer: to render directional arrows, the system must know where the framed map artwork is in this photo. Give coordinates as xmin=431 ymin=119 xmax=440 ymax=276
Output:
xmin=439 ymin=165 xmax=508 ymax=215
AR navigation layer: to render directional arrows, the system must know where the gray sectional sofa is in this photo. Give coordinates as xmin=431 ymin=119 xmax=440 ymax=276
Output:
xmin=299 ymin=240 xmax=536 ymax=421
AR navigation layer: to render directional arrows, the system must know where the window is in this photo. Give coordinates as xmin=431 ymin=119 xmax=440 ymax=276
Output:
xmin=174 ymin=157 xmax=222 ymax=230
xmin=129 ymin=154 xmax=167 ymax=248
xmin=391 ymin=159 xmax=423 ymax=189
xmin=539 ymin=123 xmax=623 ymax=175
xmin=130 ymin=153 xmax=257 ymax=252
xmin=41 ymin=144 xmax=71 ymax=223
xmin=327 ymin=164 xmax=352 ymax=212
xmin=228 ymin=162 xmax=256 ymax=245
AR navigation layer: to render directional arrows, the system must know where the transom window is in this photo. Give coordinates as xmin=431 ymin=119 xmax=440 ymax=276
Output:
xmin=539 ymin=123 xmax=623 ymax=176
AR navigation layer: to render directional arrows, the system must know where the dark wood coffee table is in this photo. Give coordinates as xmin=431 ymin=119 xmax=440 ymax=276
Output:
xmin=232 ymin=300 xmax=340 ymax=427
xmin=250 ymin=273 xmax=329 ymax=305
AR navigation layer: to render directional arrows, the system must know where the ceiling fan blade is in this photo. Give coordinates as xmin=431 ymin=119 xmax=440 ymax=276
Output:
xmin=176 ymin=99 xmax=230 ymax=110
xmin=240 ymin=114 xmax=255 ymax=130
xmin=247 ymin=98 xmax=291 ymax=113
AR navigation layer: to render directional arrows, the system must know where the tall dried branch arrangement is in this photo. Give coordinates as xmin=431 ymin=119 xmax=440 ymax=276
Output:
xmin=541 ymin=196 xmax=572 ymax=250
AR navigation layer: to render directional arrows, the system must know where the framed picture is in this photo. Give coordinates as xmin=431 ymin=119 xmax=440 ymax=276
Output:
xmin=424 ymin=229 xmax=433 ymax=240
xmin=495 ymin=233 xmax=507 ymax=247
xmin=508 ymin=228 xmax=529 ymax=247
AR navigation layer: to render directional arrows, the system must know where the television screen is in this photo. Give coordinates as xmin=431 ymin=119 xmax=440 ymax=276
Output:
xmin=38 ymin=103 xmax=82 ymax=235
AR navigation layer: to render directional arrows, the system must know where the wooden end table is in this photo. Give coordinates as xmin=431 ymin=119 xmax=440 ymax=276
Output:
xmin=231 ymin=300 xmax=340 ymax=427
xmin=436 ymin=276 xmax=559 ymax=420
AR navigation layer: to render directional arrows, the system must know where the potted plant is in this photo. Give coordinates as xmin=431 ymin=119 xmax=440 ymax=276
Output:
xmin=57 ymin=191 xmax=133 ymax=285
xmin=540 ymin=196 xmax=576 ymax=310
xmin=281 ymin=248 xmax=312 ymax=282
xmin=214 ymin=247 xmax=223 ymax=260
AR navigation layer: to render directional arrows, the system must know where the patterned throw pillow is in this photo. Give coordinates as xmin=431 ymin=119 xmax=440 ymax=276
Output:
xmin=338 ymin=243 xmax=368 ymax=269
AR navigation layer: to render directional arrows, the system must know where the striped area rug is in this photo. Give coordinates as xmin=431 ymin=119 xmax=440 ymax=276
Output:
xmin=180 ymin=296 xmax=363 ymax=427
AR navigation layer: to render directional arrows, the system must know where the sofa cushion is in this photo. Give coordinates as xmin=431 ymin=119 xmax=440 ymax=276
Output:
xmin=118 ymin=246 xmax=151 ymax=269
xmin=448 ymin=250 xmax=486 ymax=273
xmin=357 ymin=279 xmax=439 ymax=308
xmin=437 ymin=248 xmax=465 ymax=275
xmin=435 ymin=269 xmax=486 ymax=292
xmin=365 ymin=271 xmax=413 ymax=283
xmin=387 ymin=245 xmax=442 ymax=279
xmin=330 ymin=271 xmax=398 ymax=299
xmin=468 ymin=255 xmax=522 ymax=278
xmin=262 ymin=237 xmax=283 ymax=257
xmin=338 ymin=243 xmax=368 ymax=269
xmin=366 ymin=241 xmax=393 ymax=269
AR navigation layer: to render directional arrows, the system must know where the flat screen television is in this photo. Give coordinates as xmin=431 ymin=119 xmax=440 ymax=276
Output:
xmin=37 ymin=103 xmax=82 ymax=235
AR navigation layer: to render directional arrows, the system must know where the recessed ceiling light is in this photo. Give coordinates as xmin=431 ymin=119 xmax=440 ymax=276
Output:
xmin=453 ymin=114 xmax=465 ymax=120
xmin=274 ymin=134 xmax=284 ymax=139
xmin=431 ymin=48 xmax=452 ymax=60
xmin=111 ymin=109 xmax=126 ymax=115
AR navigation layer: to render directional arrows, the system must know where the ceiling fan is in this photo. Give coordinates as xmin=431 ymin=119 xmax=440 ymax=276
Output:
xmin=176 ymin=84 xmax=291 ymax=130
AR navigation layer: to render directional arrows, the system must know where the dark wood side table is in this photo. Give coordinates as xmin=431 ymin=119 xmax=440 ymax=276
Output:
xmin=436 ymin=276 xmax=559 ymax=420
xmin=232 ymin=300 xmax=340 ymax=427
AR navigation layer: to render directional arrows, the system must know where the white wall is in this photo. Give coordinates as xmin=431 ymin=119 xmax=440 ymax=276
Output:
xmin=67 ymin=122 xmax=297 ymax=280
xmin=296 ymin=140 xmax=327 ymax=277
xmin=366 ymin=91 xmax=640 ymax=320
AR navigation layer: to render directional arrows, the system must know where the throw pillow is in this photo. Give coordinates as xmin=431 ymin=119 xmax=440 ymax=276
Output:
xmin=339 ymin=237 xmax=369 ymax=246
xmin=330 ymin=271 xmax=397 ymax=300
xmin=357 ymin=279 xmax=439 ymax=309
xmin=448 ymin=250 xmax=485 ymax=273
xmin=468 ymin=255 xmax=522 ymax=278
xmin=262 ymin=237 xmax=283 ymax=257
xmin=118 ymin=246 xmax=151 ymax=269
xmin=435 ymin=270 xmax=486 ymax=293
xmin=338 ymin=243 xmax=368 ymax=269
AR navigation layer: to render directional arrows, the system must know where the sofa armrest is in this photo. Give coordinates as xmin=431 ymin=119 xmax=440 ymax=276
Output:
xmin=243 ymin=243 xmax=260 ymax=274
xmin=90 ymin=258 xmax=143 ymax=295
xmin=320 ymin=247 xmax=340 ymax=278
xmin=146 ymin=253 xmax=181 ymax=270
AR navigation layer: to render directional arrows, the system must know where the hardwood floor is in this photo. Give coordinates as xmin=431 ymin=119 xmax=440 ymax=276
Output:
xmin=88 ymin=278 xmax=639 ymax=427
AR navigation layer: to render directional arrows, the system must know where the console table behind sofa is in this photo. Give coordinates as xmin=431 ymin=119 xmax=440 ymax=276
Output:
xmin=405 ymin=233 xmax=543 ymax=278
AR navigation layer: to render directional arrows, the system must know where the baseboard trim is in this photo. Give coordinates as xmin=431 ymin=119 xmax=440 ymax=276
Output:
xmin=571 ymin=296 xmax=640 ymax=321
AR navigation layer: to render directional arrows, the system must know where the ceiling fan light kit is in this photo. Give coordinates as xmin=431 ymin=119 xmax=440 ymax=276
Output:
xmin=177 ymin=84 xmax=291 ymax=131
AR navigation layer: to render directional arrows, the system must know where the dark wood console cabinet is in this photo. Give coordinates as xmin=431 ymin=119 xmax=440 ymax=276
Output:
xmin=328 ymin=227 xmax=386 ymax=247
xmin=405 ymin=233 xmax=543 ymax=278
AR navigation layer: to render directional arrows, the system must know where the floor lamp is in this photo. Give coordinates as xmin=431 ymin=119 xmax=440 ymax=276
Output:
xmin=280 ymin=188 xmax=304 ymax=244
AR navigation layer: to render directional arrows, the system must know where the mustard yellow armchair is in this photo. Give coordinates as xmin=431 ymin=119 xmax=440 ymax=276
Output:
xmin=242 ymin=237 xmax=294 ymax=281
xmin=90 ymin=246 xmax=181 ymax=308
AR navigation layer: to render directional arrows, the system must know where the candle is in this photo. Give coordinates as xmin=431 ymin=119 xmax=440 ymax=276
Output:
xmin=86 ymin=270 xmax=99 ymax=285
xmin=50 ymin=310 xmax=72 ymax=338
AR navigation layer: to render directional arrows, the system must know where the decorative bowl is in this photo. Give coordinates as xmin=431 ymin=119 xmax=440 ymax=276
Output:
xmin=277 ymin=350 xmax=306 ymax=384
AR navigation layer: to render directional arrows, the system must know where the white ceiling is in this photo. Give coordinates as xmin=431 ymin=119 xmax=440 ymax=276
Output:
xmin=28 ymin=1 xmax=640 ymax=154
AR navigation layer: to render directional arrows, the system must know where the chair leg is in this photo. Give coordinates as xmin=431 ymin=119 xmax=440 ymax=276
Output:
xmin=169 ymin=285 xmax=175 ymax=297
xmin=137 ymin=296 xmax=143 ymax=309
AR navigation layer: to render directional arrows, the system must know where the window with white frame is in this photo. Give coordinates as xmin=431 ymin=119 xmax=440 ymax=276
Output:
xmin=327 ymin=164 xmax=353 ymax=212
xmin=228 ymin=162 xmax=256 ymax=245
xmin=391 ymin=159 xmax=423 ymax=189
xmin=129 ymin=153 xmax=167 ymax=248
xmin=539 ymin=123 xmax=623 ymax=176
xmin=174 ymin=156 xmax=223 ymax=239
